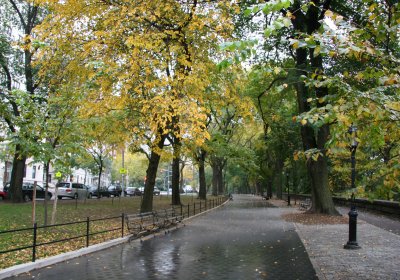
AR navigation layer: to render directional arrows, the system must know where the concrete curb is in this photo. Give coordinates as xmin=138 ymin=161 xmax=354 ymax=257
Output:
xmin=293 ymin=222 xmax=326 ymax=280
xmin=0 ymin=236 xmax=131 ymax=280
xmin=0 ymin=198 xmax=229 ymax=279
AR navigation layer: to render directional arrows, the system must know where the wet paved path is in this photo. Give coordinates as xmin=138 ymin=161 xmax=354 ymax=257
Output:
xmin=337 ymin=206 xmax=400 ymax=235
xmin=10 ymin=195 xmax=317 ymax=280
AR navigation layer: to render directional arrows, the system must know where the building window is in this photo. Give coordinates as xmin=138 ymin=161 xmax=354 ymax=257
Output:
xmin=32 ymin=166 xmax=37 ymax=179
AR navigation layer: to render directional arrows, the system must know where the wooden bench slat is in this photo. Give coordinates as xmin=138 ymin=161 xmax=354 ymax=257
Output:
xmin=299 ymin=198 xmax=311 ymax=210
xmin=125 ymin=208 xmax=184 ymax=238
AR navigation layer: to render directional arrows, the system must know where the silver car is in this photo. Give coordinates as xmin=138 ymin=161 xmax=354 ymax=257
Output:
xmin=56 ymin=182 xmax=89 ymax=199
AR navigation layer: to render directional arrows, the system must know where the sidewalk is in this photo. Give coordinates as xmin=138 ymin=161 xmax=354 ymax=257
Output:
xmin=2 ymin=195 xmax=399 ymax=280
xmin=4 ymin=195 xmax=317 ymax=280
xmin=269 ymin=199 xmax=400 ymax=280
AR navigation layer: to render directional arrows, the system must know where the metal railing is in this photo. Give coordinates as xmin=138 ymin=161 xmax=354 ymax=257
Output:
xmin=0 ymin=196 xmax=227 ymax=267
xmin=0 ymin=214 xmax=124 ymax=263
xmin=180 ymin=197 xmax=225 ymax=218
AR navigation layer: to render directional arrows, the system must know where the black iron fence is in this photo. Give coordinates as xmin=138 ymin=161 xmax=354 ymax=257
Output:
xmin=0 ymin=196 xmax=227 ymax=268
xmin=181 ymin=197 xmax=225 ymax=218
xmin=0 ymin=214 xmax=124 ymax=263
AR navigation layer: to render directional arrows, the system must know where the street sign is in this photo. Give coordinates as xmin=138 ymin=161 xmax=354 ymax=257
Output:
xmin=55 ymin=171 xmax=62 ymax=178
xmin=119 ymin=168 xmax=127 ymax=174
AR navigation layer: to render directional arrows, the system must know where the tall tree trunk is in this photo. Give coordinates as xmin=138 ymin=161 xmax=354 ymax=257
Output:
xmin=141 ymin=133 xmax=166 ymax=213
xmin=198 ymin=150 xmax=207 ymax=200
xmin=274 ymin=159 xmax=284 ymax=199
xmin=217 ymin=163 xmax=224 ymax=194
xmin=275 ymin=172 xmax=283 ymax=199
xmin=96 ymin=173 xmax=102 ymax=199
xmin=211 ymin=163 xmax=219 ymax=196
xmin=9 ymin=145 xmax=26 ymax=203
xmin=290 ymin=0 xmax=338 ymax=215
xmin=97 ymin=162 xmax=103 ymax=198
xmin=171 ymin=153 xmax=181 ymax=205
xmin=211 ymin=157 xmax=225 ymax=195
xmin=7 ymin=4 xmax=39 ymax=204
xmin=51 ymin=185 xmax=58 ymax=225
xmin=43 ymin=161 xmax=50 ymax=226
xmin=179 ymin=161 xmax=185 ymax=193
xmin=255 ymin=181 xmax=261 ymax=195
xmin=170 ymin=130 xmax=182 ymax=205
xmin=267 ymin=178 xmax=273 ymax=199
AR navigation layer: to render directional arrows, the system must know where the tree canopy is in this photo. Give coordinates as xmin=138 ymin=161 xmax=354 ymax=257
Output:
xmin=1 ymin=0 xmax=398 ymax=211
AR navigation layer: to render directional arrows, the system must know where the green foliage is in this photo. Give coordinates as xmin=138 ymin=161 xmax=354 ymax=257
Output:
xmin=0 ymin=0 xmax=397 ymax=203
xmin=111 ymin=152 xmax=148 ymax=188
xmin=227 ymin=0 xmax=399 ymax=201
xmin=243 ymin=64 xmax=306 ymax=194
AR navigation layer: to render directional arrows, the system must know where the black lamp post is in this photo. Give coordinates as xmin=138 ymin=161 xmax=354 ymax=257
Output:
xmin=344 ymin=124 xmax=361 ymax=249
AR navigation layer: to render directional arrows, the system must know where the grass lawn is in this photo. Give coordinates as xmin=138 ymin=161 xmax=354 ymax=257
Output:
xmin=0 ymin=195 xmax=224 ymax=269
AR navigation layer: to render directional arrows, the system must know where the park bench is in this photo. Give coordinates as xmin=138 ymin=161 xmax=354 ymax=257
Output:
xmin=261 ymin=192 xmax=269 ymax=200
xmin=125 ymin=212 xmax=162 ymax=238
xmin=156 ymin=207 xmax=184 ymax=230
xmin=299 ymin=198 xmax=311 ymax=210
xmin=125 ymin=208 xmax=184 ymax=238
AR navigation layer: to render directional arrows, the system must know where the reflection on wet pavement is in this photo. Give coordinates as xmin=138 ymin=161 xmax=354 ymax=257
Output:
xmin=10 ymin=195 xmax=317 ymax=280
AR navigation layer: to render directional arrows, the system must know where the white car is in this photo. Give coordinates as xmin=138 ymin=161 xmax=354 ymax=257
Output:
xmin=56 ymin=182 xmax=89 ymax=199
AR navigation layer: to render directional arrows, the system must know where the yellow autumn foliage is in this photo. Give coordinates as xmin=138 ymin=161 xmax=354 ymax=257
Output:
xmin=35 ymin=0 xmax=239 ymax=151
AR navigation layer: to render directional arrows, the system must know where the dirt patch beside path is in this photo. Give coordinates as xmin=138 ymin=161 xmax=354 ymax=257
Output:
xmin=282 ymin=212 xmax=349 ymax=225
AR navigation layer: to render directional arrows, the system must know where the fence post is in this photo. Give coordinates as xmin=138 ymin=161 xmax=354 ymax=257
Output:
xmin=86 ymin=217 xmax=90 ymax=247
xmin=32 ymin=223 xmax=37 ymax=262
xmin=200 ymin=201 xmax=202 ymax=213
xmin=187 ymin=204 xmax=190 ymax=218
xmin=122 ymin=213 xmax=125 ymax=237
xmin=194 ymin=203 xmax=196 ymax=216
xmin=180 ymin=205 xmax=183 ymax=218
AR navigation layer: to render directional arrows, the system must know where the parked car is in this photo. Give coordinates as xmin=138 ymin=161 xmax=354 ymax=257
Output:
xmin=183 ymin=185 xmax=196 ymax=193
xmin=136 ymin=187 xmax=161 ymax=196
xmin=0 ymin=190 xmax=7 ymax=200
xmin=153 ymin=187 xmax=161 ymax=196
xmin=108 ymin=185 xmax=122 ymax=197
xmin=56 ymin=182 xmax=89 ymax=199
xmin=125 ymin=187 xmax=142 ymax=196
xmin=87 ymin=185 xmax=110 ymax=198
xmin=3 ymin=182 xmax=52 ymax=202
